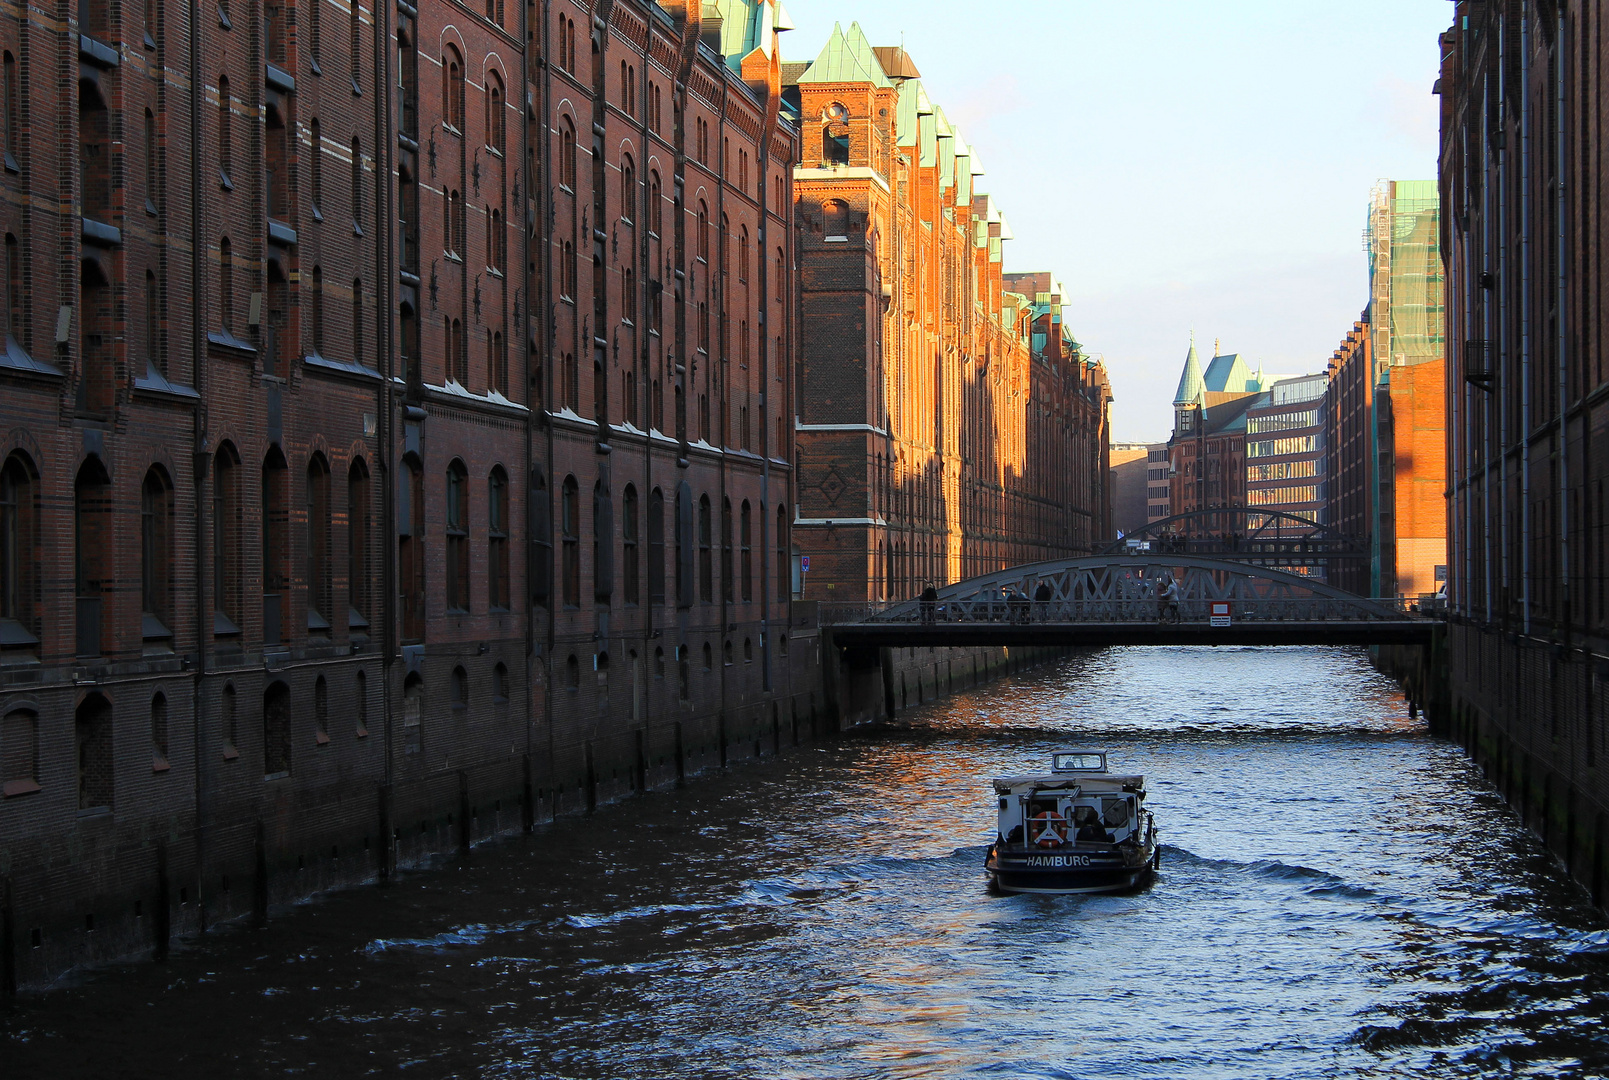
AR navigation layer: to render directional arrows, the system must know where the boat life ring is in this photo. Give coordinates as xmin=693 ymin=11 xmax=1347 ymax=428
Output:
xmin=1032 ymin=810 xmax=1067 ymax=848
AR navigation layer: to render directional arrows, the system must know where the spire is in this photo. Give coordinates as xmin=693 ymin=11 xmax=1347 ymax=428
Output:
xmin=1173 ymin=335 xmax=1204 ymax=405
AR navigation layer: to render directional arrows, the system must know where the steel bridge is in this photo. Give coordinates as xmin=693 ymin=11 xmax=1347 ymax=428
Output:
xmin=1101 ymin=509 xmax=1367 ymax=569
xmin=820 ymin=555 xmax=1434 ymax=648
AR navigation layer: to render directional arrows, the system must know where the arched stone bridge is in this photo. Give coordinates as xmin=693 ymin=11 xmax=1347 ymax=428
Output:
xmin=819 ymin=555 xmax=1435 ymax=648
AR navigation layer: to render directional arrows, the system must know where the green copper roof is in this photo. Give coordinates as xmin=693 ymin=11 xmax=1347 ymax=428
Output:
xmin=1202 ymin=352 xmax=1255 ymax=394
xmin=1173 ymin=337 xmax=1203 ymax=404
xmin=796 ymin=21 xmax=890 ymax=87
xmin=954 ymin=135 xmax=972 ymax=206
xmin=895 ymin=79 xmax=920 ymax=146
xmin=936 ymin=107 xmax=955 ymax=190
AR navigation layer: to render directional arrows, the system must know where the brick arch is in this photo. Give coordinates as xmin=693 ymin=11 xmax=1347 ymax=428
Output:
xmin=304 ymin=431 xmax=332 ymax=467
xmin=2 ymin=427 xmax=42 ymax=468
xmin=480 ymin=51 xmax=509 ymax=88
xmin=436 ymin=25 xmax=468 ymax=63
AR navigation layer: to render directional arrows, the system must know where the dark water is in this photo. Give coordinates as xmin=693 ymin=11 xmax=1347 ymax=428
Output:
xmin=5 ymin=646 xmax=1609 ymax=1079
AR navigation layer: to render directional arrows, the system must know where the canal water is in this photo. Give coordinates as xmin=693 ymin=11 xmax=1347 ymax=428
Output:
xmin=5 ymin=646 xmax=1609 ymax=1079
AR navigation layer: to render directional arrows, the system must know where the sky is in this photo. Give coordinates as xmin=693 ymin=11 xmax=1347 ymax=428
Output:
xmin=775 ymin=0 xmax=1452 ymax=442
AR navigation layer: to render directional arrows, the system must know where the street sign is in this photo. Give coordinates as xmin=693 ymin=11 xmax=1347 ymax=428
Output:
xmin=1210 ymin=601 xmax=1231 ymax=628
xmin=800 ymin=555 xmax=810 ymax=572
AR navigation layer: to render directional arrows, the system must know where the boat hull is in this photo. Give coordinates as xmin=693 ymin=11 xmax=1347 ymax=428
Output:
xmin=987 ymin=844 xmax=1157 ymax=895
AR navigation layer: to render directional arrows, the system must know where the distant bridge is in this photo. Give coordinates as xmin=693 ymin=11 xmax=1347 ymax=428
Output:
xmin=1100 ymin=509 xmax=1368 ymax=569
xmin=820 ymin=555 xmax=1434 ymax=649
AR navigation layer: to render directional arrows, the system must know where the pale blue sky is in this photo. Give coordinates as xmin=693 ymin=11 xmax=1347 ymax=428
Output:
xmin=777 ymin=0 xmax=1452 ymax=441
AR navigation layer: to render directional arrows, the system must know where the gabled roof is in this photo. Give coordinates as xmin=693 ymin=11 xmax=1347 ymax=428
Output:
xmin=1173 ymin=337 xmax=1203 ymax=404
xmin=1202 ymin=352 xmax=1254 ymax=394
xmin=796 ymin=21 xmax=891 ymax=87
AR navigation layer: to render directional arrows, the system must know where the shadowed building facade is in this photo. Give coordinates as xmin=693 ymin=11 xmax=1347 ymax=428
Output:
xmin=786 ymin=23 xmax=1110 ymax=604
xmin=0 ymin=0 xmax=817 ymax=988
xmin=1437 ymin=1 xmax=1608 ymax=913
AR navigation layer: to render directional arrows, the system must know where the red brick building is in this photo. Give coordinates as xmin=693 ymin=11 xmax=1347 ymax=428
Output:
xmin=785 ymin=25 xmax=1111 ymax=603
xmin=0 ymin=0 xmax=814 ymax=988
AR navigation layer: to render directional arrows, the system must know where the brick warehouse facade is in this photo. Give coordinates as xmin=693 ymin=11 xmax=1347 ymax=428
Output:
xmin=783 ymin=24 xmax=1111 ymax=605
xmin=0 ymin=0 xmax=819 ymax=989
xmin=1437 ymin=1 xmax=1609 ymax=910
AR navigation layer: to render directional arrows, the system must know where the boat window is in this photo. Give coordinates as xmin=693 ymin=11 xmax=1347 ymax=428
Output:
xmin=1053 ymin=752 xmax=1106 ymax=772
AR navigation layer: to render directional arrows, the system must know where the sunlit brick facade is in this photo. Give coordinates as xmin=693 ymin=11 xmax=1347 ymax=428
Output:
xmin=786 ymin=24 xmax=1110 ymax=604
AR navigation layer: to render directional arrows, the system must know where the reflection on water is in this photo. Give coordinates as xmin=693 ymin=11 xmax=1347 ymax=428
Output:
xmin=4 ymin=646 xmax=1608 ymax=1079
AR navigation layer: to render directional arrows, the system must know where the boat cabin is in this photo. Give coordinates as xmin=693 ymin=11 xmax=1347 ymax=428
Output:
xmin=991 ymin=750 xmax=1147 ymax=849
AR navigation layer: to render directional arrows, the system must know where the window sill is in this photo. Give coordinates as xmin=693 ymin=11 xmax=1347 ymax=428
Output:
xmin=355 ymin=727 xmax=368 ymax=739
xmin=2 ymin=779 xmax=40 ymax=798
xmin=222 ymin=747 xmax=239 ymax=761
xmin=152 ymin=757 xmax=170 ymax=773
xmin=264 ymin=770 xmax=290 ymax=782
xmin=315 ymin=732 xmax=330 ymax=746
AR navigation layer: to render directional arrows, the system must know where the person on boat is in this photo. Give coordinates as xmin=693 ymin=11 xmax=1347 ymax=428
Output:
xmin=1075 ymin=808 xmax=1113 ymax=843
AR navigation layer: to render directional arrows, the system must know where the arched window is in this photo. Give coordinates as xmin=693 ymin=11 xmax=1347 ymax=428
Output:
xmin=560 ymin=118 xmax=576 ymax=189
xmin=622 ymin=484 xmax=638 ymax=605
xmin=75 ymin=694 xmax=112 ymax=809
xmin=1 ymin=52 xmax=17 ymax=167
xmin=697 ymin=201 xmax=709 ymax=261
xmin=619 ymin=155 xmax=634 ymax=222
xmin=349 ymin=0 xmax=363 ymax=90
xmin=561 ymin=475 xmax=580 ymax=607
xmin=676 ymin=645 xmax=688 ymax=700
xmin=314 ymin=675 xmax=329 ymax=743
xmin=306 ymin=454 xmax=332 ymax=632
xmin=566 ymin=653 xmax=580 ymax=690
xmin=443 ymin=46 xmax=464 ymax=131
xmin=701 ymin=641 xmax=712 ymax=671
xmin=143 ymin=108 xmax=156 ymax=209
xmin=486 ymin=72 xmax=504 ymax=152
xmin=648 ymin=171 xmax=661 ymax=235
xmin=263 ymin=682 xmax=291 ymax=776
xmin=493 ymin=663 xmax=508 ymax=704
xmin=698 ymin=495 xmax=712 ymax=604
xmin=740 ymin=499 xmax=752 ymax=601
xmin=1 ymin=708 xmax=40 ymax=796
xmin=451 ymin=665 xmax=468 ymax=711
xmin=775 ymin=247 xmax=784 ymax=303
xmin=141 ymin=467 xmax=174 ymax=643
xmin=738 ymin=225 xmax=749 ymax=281
xmin=213 ymin=443 xmax=242 ymax=635
xmin=530 ymin=465 xmax=551 ymax=607
xmin=262 ymin=449 xmax=289 ymax=643
xmin=445 ymin=460 xmax=469 ymax=612
xmin=341 ymin=453 xmax=371 ymax=624
xmin=721 ymin=497 xmax=732 ymax=602
xmin=487 ymin=467 xmax=509 ymax=610
xmin=351 ymin=137 xmax=364 ymax=233
xmin=0 ymin=452 xmax=38 ymax=650
xmin=216 ymin=74 xmax=232 ymax=183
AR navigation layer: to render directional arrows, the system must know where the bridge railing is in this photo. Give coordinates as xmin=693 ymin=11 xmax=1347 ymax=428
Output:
xmin=818 ymin=597 xmax=1424 ymax=626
